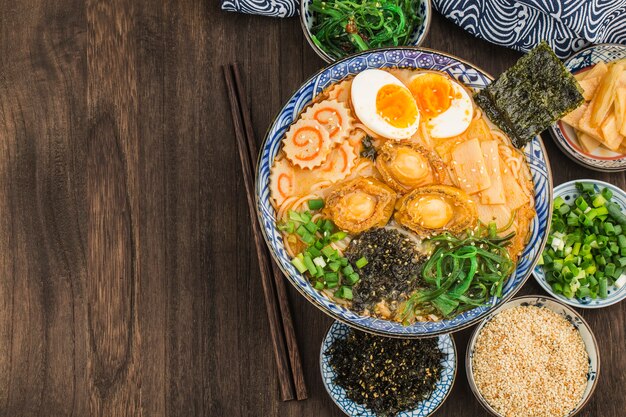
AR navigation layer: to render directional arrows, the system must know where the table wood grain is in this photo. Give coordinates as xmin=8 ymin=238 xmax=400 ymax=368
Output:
xmin=0 ymin=1 xmax=624 ymax=416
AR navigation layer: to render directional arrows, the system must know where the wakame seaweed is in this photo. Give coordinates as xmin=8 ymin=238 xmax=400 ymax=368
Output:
xmin=326 ymin=329 xmax=443 ymax=417
xmin=474 ymin=41 xmax=584 ymax=148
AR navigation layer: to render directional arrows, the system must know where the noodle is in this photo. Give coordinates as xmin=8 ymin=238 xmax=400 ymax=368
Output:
xmin=277 ymin=196 xmax=299 ymax=220
xmin=354 ymin=122 xmax=382 ymax=140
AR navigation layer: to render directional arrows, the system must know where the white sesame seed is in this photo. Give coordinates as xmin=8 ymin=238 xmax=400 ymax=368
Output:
xmin=472 ymin=306 xmax=588 ymax=417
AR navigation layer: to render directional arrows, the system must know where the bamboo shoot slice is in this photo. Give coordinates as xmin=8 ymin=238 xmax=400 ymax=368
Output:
xmin=451 ymin=138 xmax=491 ymax=194
xmin=479 ymin=140 xmax=505 ymax=204
xmin=615 ymin=87 xmax=626 ymax=136
xmin=561 ymin=104 xmax=587 ymax=129
xmin=591 ymin=62 xmax=624 ymax=126
xmin=577 ymin=133 xmax=602 ymax=153
xmin=578 ymin=103 xmax=605 ymax=142
xmin=500 ymin=157 xmax=528 ymax=210
xmin=578 ymin=76 xmax=602 ymax=101
xmin=599 ymin=114 xmax=624 ymax=151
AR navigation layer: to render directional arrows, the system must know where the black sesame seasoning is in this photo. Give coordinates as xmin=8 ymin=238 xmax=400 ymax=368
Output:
xmin=326 ymin=329 xmax=443 ymax=416
xmin=360 ymin=135 xmax=378 ymax=161
xmin=346 ymin=228 xmax=425 ymax=314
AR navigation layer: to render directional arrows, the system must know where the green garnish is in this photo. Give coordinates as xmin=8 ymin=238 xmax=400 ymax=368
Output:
xmin=401 ymin=232 xmax=515 ymax=321
xmin=542 ymin=182 xmax=626 ymax=299
xmin=355 ymin=256 xmax=368 ymax=269
xmin=309 ymin=0 xmax=422 ymax=60
xmin=308 ymin=198 xmax=325 ymax=210
xmin=279 ymin=210 xmax=361 ymax=296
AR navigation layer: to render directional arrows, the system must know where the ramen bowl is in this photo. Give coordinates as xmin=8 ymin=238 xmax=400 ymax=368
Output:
xmin=256 ymin=48 xmax=553 ymax=337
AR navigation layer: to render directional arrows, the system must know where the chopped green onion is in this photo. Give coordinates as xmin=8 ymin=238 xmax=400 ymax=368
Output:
xmin=291 ymin=256 xmax=308 ymax=273
xmin=599 ymin=277 xmax=608 ymax=298
xmin=345 ymin=273 xmax=360 ymax=285
xmin=304 ymin=255 xmax=317 ymax=275
xmin=307 ymin=198 xmax=325 ymax=210
xmin=304 ymin=221 xmax=318 ymax=234
xmin=355 ymin=257 xmax=369 ymax=269
xmin=554 ymin=196 xmax=565 ymax=209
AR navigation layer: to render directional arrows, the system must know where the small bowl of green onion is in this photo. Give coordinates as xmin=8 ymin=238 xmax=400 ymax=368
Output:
xmin=534 ymin=180 xmax=626 ymax=308
xmin=300 ymin=0 xmax=432 ymax=62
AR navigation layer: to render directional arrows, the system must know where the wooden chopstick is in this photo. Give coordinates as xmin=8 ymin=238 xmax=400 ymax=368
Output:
xmin=224 ymin=63 xmax=307 ymax=401
xmin=231 ymin=64 xmax=308 ymax=401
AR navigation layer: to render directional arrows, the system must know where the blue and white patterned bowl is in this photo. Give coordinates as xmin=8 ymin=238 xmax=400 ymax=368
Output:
xmin=549 ymin=43 xmax=626 ymax=172
xmin=534 ymin=180 xmax=626 ymax=308
xmin=300 ymin=0 xmax=431 ymax=63
xmin=255 ymin=48 xmax=553 ymax=337
xmin=466 ymin=296 xmax=600 ymax=417
xmin=320 ymin=321 xmax=457 ymax=417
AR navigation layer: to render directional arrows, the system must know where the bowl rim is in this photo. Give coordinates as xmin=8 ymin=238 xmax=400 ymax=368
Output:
xmin=299 ymin=0 xmax=433 ymax=63
xmin=319 ymin=320 xmax=458 ymax=417
xmin=255 ymin=46 xmax=554 ymax=338
xmin=465 ymin=295 xmax=601 ymax=417
xmin=548 ymin=42 xmax=626 ymax=172
xmin=533 ymin=179 xmax=626 ymax=308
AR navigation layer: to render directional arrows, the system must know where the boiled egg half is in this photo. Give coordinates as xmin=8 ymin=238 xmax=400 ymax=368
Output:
xmin=351 ymin=69 xmax=420 ymax=140
xmin=408 ymin=72 xmax=473 ymax=138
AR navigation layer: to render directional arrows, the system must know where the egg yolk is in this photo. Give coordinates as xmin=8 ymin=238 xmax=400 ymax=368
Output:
xmin=409 ymin=73 xmax=455 ymax=117
xmin=376 ymin=84 xmax=419 ymax=128
xmin=389 ymin=148 xmax=431 ymax=185
xmin=409 ymin=196 xmax=453 ymax=229
xmin=341 ymin=191 xmax=377 ymax=222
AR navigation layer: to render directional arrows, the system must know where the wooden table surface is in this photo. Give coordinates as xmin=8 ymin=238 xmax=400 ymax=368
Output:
xmin=0 ymin=1 xmax=624 ymax=416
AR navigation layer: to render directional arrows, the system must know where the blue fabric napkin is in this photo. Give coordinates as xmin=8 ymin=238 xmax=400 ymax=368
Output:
xmin=221 ymin=0 xmax=298 ymax=17
xmin=220 ymin=0 xmax=626 ymax=58
xmin=434 ymin=0 xmax=626 ymax=58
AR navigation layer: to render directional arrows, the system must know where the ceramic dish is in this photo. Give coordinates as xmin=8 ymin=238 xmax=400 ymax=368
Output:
xmin=549 ymin=43 xmax=626 ymax=172
xmin=300 ymin=0 xmax=431 ymax=63
xmin=534 ymin=179 xmax=626 ymax=308
xmin=466 ymin=295 xmax=600 ymax=417
xmin=320 ymin=321 xmax=456 ymax=417
xmin=255 ymin=47 xmax=553 ymax=337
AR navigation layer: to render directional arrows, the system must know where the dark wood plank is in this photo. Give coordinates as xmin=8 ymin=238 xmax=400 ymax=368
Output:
xmin=0 ymin=1 xmax=624 ymax=417
xmin=0 ymin=0 xmax=89 ymax=416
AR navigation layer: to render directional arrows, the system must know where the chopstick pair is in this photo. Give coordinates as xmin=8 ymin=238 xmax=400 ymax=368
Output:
xmin=224 ymin=63 xmax=307 ymax=401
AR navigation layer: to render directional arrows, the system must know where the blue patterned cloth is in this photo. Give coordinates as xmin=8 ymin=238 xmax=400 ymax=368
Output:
xmin=434 ymin=0 xmax=626 ymax=58
xmin=221 ymin=0 xmax=626 ymax=58
xmin=221 ymin=0 xmax=298 ymax=17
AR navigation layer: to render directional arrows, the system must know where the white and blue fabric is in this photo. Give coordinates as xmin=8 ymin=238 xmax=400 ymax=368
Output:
xmin=221 ymin=0 xmax=298 ymax=17
xmin=434 ymin=0 xmax=626 ymax=58
xmin=221 ymin=0 xmax=626 ymax=58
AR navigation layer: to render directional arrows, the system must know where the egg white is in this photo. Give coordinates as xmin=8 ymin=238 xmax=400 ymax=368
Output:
xmin=410 ymin=73 xmax=473 ymax=139
xmin=351 ymin=69 xmax=420 ymax=140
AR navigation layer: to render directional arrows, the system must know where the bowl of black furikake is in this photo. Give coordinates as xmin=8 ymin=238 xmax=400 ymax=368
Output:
xmin=300 ymin=0 xmax=432 ymax=62
xmin=320 ymin=321 xmax=457 ymax=417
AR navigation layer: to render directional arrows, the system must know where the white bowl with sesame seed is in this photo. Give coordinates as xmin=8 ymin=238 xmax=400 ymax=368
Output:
xmin=466 ymin=296 xmax=599 ymax=417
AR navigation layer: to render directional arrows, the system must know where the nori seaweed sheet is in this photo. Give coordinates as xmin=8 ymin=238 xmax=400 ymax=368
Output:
xmin=474 ymin=41 xmax=584 ymax=148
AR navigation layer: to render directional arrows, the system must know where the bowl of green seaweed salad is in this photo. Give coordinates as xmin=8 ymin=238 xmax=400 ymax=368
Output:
xmin=300 ymin=0 xmax=431 ymax=62
xmin=321 ymin=321 xmax=456 ymax=417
